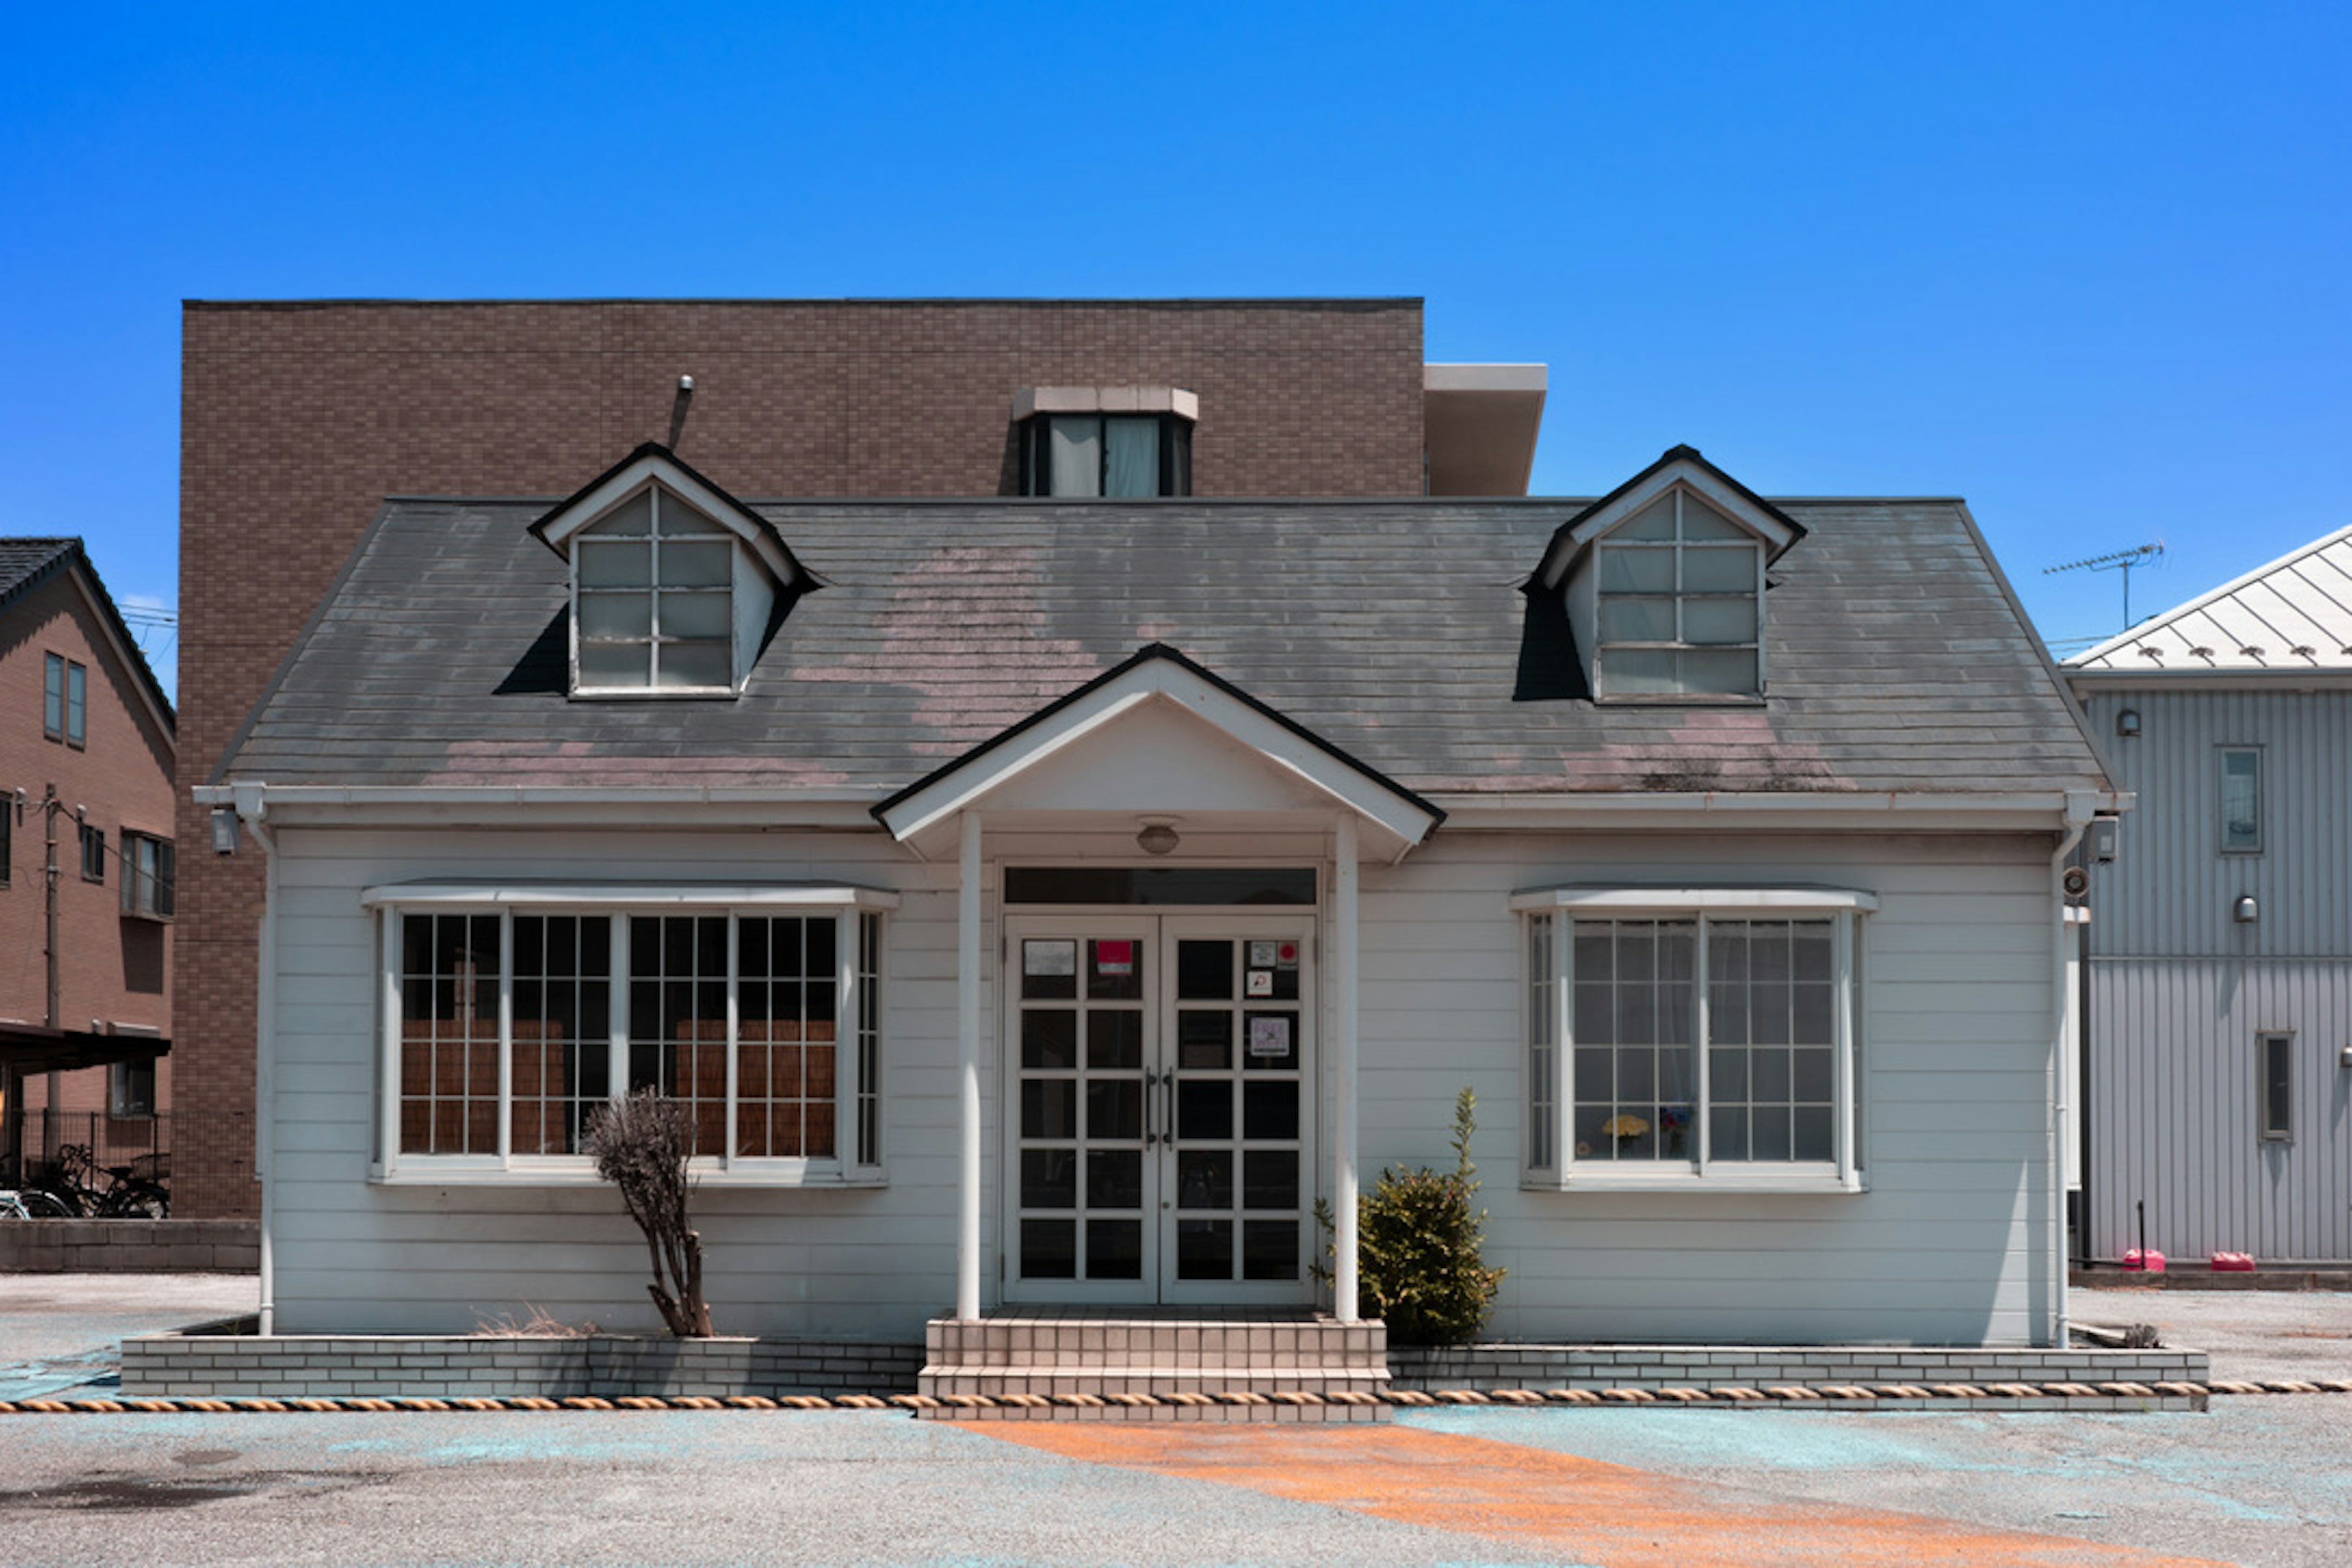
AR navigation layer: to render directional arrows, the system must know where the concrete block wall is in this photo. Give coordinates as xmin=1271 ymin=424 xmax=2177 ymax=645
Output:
xmin=122 ymin=1332 xmax=923 ymax=1399
xmin=0 ymin=1219 xmax=257 ymax=1274
xmin=1387 ymin=1343 xmax=2211 ymax=1392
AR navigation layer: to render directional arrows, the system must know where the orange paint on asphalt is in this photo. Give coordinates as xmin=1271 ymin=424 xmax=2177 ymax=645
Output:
xmin=980 ymin=1422 xmax=2224 ymax=1568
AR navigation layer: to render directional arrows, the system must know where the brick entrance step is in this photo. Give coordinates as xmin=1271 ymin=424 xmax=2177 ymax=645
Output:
xmin=918 ymin=1308 xmax=1389 ymax=1422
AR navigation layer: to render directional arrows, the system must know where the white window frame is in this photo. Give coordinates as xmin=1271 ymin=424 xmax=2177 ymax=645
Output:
xmin=570 ymin=482 xmax=747 ymax=699
xmin=362 ymin=884 xmax=897 ymax=1187
xmin=1593 ymin=487 xmax=1765 ymax=703
xmin=1513 ymin=886 xmax=1874 ymax=1194
xmin=120 ymin=830 xmax=174 ymax=921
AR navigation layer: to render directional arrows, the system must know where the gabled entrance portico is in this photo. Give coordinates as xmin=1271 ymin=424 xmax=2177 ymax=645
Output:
xmin=874 ymin=645 xmax=1441 ymax=1338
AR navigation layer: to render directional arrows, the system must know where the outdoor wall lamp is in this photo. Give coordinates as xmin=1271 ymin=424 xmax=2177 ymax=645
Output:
xmin=2115 ymin=709 xmax=2141 ymax=737
xmin=1136 ymin=816 xmax=1181 ymax=856
xmin=211 ymin=806 xmax=241 ymax=856
xmin=2233 ymin=894 xmax=2260 ymax=924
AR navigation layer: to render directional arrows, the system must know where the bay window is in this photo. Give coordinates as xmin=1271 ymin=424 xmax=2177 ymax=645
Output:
xmin=1516 ymin=887 xmax=1871 ymax=1191
xmin=369 ymin=886 xmax=895 ymax=1183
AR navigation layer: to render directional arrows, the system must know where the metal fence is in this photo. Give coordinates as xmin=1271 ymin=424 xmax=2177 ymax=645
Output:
xmin=2 ymin=1110 xmax=170 ymax=1191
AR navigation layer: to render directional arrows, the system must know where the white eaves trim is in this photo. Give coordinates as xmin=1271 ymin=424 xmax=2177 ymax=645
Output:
xmin=360 ymin=881 xmax=901 ymax=910
xmin=1536 ymin=456 xmax=1801 ymax=590
xmin=1510 ymin=885 xmax=1880 ymax=915
xmin=1433 ymin=790 xmax=2129 ymax=827
xmin=873 ymin=656 xmax=1441 ymax=852
xmin=534 ymin=450 xmax=801 ymax=586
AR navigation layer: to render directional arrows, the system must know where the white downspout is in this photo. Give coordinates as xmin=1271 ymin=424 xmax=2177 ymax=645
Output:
xmin=233 ymin=783 xmax=278 ymax=1337
xmin=1333 ymin=815 xmax=1360 ymax=1322
xmin=2049 ymin=796 xmax=2094 ymax=1351
xmin=955 ymin=810 xmax=983 ymax=1321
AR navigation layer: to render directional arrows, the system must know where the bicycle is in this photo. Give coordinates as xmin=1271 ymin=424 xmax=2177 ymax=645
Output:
xmin=0 ymin=1187 xmax=75 ymax=1219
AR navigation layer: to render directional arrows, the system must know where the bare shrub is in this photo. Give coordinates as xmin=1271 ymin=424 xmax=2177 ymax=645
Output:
xmin=583 ymin=1089 xmax=714 ymax=1337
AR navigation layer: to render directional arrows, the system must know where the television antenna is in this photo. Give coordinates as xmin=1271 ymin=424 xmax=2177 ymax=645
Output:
xmin=2044 ymin=542 xmax=2164 ymax=628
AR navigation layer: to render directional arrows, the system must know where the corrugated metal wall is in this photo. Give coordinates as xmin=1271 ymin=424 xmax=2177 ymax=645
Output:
xmin=2086 ymin=959 xmax=2352 ymax=1262
xmin=2079 ymin=689 xmax=2352 ymax=957
xmin=2076 ymin=687 xmax=2352 ymax=1262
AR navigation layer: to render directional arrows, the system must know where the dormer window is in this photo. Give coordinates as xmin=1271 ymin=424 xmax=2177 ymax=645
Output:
xmin=529 ymin=443 xmax=816 ymax=700
xmin=1595 ymin=489 xmax=1762 ymax=699
xmin=577 ymin=486 xmax=737 ymax=690
xmin=1013 ymin=388 xmax=1196 ymax=497
xmin=1532 ymin=447 xmax=1802 ymax=707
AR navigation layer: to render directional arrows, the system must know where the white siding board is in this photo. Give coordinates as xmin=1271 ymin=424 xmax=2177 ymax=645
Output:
xmin=263 ymin=821 xmax=2064 ymax=1346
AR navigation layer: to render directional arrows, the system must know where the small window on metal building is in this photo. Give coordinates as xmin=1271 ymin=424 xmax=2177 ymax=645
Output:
xmin=2258 ymin=1032 xmax=2293 ymax=1142
xmin=2220 ymin=747 xmax=2261 ymax=853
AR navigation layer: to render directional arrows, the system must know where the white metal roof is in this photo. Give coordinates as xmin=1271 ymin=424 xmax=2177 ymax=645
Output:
xmin=2065 ymin=524 xmax=2352 ymax=673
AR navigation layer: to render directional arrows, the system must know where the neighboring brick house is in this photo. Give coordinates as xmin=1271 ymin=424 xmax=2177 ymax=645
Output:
xmin=175 ymin=297 xmax=1531 ymax=1218
xmin=0 ymin=538 xmax=176 ymax=1185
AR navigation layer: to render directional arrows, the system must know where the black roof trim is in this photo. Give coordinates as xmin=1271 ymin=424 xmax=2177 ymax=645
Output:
xmin=1532 ymin=445 xmax=1812 ymax=586
xmin=870 ymin=641 xmax=1447 ymax=831
xmin=523 ymin=442 xmax=825 ymax=588
xmin=186 ymin=296 xmax=1424 ymax=312
xmin=0 ymin=538 xmax=176 ymax=731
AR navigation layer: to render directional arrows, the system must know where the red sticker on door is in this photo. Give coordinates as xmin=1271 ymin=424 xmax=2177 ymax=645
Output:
xmin=1095 ymin=940 xmax=1134 ymax=975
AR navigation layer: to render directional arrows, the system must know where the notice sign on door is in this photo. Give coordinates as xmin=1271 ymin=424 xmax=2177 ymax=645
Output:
xmin=1095 ymin=939 xmax=1135 ymax=976
xmin=1023 ymin=940 xmax=1076 ymax=978
xmin=1249 ymin=1015 xmax=1292 ymax=1058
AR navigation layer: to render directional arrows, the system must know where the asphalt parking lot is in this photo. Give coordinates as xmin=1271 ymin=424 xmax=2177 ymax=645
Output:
xmin=0 ymin=1274 xmax=2344 ymax=1567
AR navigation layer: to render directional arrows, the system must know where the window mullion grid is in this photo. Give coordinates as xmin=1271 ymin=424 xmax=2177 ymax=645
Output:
xmin=607 ymin=914 xmax=629 ymax=1106
xmin=1556 ymin=914 xmax=1575 ymax=1179
xmin=1834 ymin=912 xmax=1856 ymax=1185
xmin=647 ymin=496 xmax=665 ymax=688
xmin=723 ymin=914 xmax=740 ymax=1171
xmin=379 ymin=910 xmax=401 ymax=1172
xmin=497 ymin=909 xmax=514 ymax=1167
xmin=834 ymin=910 xmax=859 ymax=1171
xmin=1693 ymin=918 xmax=1710 ymax=1177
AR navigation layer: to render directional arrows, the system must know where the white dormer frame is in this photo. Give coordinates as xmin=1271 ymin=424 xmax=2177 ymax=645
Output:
xmin=1534 ymin=450 xmax=1803 ymax=705
xmin=530 ymin=447 xmax=807 ymax=699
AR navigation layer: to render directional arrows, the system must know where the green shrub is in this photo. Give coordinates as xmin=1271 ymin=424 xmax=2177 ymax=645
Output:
xmin=1322 ymin=1088 xmax=1506 ymax=1345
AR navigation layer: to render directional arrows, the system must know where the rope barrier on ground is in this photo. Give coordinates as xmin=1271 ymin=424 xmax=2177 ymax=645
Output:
xmin=0 ymin=1378 xmax=2342 ymax=1415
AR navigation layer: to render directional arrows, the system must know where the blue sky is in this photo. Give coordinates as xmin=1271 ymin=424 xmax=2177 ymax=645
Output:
xmin=4 ymin=3 xmax=2346 ymax=699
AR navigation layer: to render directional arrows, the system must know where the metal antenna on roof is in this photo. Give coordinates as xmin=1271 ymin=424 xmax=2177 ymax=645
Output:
xmin=2044 ymin=542 xmax=2165 ymax=628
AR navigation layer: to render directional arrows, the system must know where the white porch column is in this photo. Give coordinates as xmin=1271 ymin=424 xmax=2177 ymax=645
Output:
xmin=1333 ymin=814 xmax=1361 ymax=1322
xmin=956 ymin=810 xmax=984 ymax=1321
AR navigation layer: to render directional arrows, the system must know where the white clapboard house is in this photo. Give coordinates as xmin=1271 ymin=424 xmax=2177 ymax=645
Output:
xmin=202 ymin=441 xmax=2122 ymax=1350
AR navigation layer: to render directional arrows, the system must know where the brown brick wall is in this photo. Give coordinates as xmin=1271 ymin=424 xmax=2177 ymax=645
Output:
xmin=175 ymin=297 xmax=1428 ymax=1217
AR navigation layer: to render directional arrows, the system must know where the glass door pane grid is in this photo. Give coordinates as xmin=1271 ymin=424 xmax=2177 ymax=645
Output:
xmin=1015 ymin=935 xmax=1150 ymax=1286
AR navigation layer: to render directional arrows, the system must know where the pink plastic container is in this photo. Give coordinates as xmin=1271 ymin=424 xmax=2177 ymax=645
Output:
xmin=2211 ymin=1251 xmax=2256 ymax=1272
xmin=2122 ymin=1248 xmax=2167 ymax=1273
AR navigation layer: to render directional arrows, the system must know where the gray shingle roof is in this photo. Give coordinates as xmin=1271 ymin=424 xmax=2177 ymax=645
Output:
xmin=216 ymin=498 xmax=2110 ymax=797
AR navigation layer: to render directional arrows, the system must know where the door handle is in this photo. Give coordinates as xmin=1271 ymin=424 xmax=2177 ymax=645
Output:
xmin=1158 ymin=1068 xmax=1177 ymax=1144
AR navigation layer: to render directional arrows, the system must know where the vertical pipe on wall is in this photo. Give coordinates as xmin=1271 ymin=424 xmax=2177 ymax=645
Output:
xmin=956 ymin=811 xmax=983 ymax=1322
xmin=1333 ymin=815 xmax=1360 ymax=1323
xmin=2049 ymin=803 xmax=2092 ymax=1349
xmin=235 ymin=786 xmax=279 ymax=1336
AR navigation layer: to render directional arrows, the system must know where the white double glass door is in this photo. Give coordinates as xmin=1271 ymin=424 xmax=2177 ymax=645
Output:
xmin=1005 ymin=914 xmax=1316 ymax=1305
